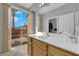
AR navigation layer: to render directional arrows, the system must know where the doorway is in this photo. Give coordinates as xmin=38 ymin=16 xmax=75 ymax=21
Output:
xmin=48 ymin=17 xmax=57 ymax=33
xmin=8 ymin=8 xmax=32 ymax=55
xmin=11 ymin=9 xmax=29 ymax=47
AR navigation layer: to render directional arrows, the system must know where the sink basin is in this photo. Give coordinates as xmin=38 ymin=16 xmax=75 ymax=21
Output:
xmin=68 ymin=36 xmax=79 ymax=44
xmin=37 ymin=36 xmax=52 ymax=39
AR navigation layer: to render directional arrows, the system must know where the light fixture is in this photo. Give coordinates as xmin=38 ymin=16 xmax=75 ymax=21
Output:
xmin=41 ymin=3 xmax=44 ymax=5
xmin=39 ymin=3 xmax=45 ymax=7
xmin=39 ymin=3 xmax=50 ymax=7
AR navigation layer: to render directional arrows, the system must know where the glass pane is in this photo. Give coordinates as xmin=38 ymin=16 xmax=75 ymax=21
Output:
xmin=14 ymin=10 xmax=28 ymax=29
xmin=21 ymin=11 xmax=28 ymax=26
xmin=14 ymin=11 xmax=21 ymax=29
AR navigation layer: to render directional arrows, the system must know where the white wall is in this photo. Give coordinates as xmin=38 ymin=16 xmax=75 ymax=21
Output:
xmin=31 ymin=11 xmax=36 ymax=34
xmin=0 ymin=4 xmax=3 ymax=52
xmin=75 ymin=4 xmax=79 ymax=36
xmin=58 ymin=12 xmax=74 ymax=35
xmin=35 ymin=13 xmax=42 ymax=33
xmin=36 ymin=13 xmax=40 ymax=33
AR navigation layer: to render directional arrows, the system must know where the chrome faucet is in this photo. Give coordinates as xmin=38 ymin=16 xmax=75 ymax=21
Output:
xmin=46 ymin=33 xmax=50 ymax=36
xmin=69 ymin=36 xmax=78 ymax=43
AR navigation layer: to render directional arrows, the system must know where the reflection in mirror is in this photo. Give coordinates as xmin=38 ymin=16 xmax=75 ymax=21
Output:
xmin=46 ymin=3 xmax=79 ymax=36
xmin=49 ymin=17 xmax=57 ymax=33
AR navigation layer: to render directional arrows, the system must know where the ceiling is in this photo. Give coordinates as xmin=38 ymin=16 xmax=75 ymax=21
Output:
xmin=18 ymin=3 xmax=33 ymax=8
xmin=17 ymin=3 xmax=66 ymax=15
xmin=38 ymin=3 xmax=66 ymax=14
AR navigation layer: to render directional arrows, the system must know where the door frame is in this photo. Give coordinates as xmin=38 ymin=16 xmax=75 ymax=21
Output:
xmin=47 ymin=16 xmax=59 ymax=33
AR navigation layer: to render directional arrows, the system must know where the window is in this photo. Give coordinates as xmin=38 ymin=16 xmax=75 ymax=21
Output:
xmin=14 ymin=10 xmax=29 ymax=29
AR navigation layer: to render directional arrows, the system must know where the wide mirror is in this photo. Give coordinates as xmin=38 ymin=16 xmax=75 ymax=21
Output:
xmin=45 ymin=3 xmax=79 ymax=36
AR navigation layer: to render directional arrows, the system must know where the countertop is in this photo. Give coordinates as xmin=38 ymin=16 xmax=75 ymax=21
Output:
xmin=29 ymin=32 xmax=79 ymax=55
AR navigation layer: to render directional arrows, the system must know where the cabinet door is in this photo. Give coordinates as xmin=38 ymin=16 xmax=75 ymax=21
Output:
xmin=27 ymin=37 xmax=32 ymax=56
xmin=48 ymin=45 xmax=75 ymax=56
xmin=32 ymin=39 xmax=47 ymax=51
xmin=32 ymin=45 xmax=47 ymax=56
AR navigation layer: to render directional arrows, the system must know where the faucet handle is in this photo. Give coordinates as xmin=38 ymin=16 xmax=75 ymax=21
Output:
xmin=58 ymin=32 xmax=62 ymax=34
xmin=46 ymin=33 xmax=50 ymax=36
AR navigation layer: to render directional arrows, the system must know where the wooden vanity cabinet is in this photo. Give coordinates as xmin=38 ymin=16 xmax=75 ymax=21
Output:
xmin=32 ymin=39 xmax=47 ymax=56
xmin=27 ymin=36 xmax=79 ymax=56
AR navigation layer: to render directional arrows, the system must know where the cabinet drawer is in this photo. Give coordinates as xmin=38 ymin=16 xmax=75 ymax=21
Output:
xmin=32 ymin=39 xmax=47 ymax=51
xmin=48 ymin=45 xmax=74 ymax=56
xmin=32 ymin=45 xmax=47 ymax=56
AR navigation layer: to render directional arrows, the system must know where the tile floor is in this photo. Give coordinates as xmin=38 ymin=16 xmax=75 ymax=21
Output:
xmin=0 ymin=44 xmax=28 ymax=56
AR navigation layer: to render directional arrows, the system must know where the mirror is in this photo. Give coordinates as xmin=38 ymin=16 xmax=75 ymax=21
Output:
xmin=48 ymin=12 xmax=79 ymax=37
xmin=47 ymin=4 xmax=79 ymax=37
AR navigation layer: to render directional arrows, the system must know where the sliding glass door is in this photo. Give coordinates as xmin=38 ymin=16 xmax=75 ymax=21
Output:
xmin=12 ymin=9 xmax=29 ymax=39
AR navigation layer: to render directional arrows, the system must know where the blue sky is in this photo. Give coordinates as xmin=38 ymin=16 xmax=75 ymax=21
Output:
xmin=14 ymin=11 xmax=28 ymax=28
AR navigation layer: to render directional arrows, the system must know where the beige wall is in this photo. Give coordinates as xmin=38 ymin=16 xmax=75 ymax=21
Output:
xmin=2 ymin=4 xmax=9 ymax=52
xmin=0 ymin=4 xmax=3 ymax=52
